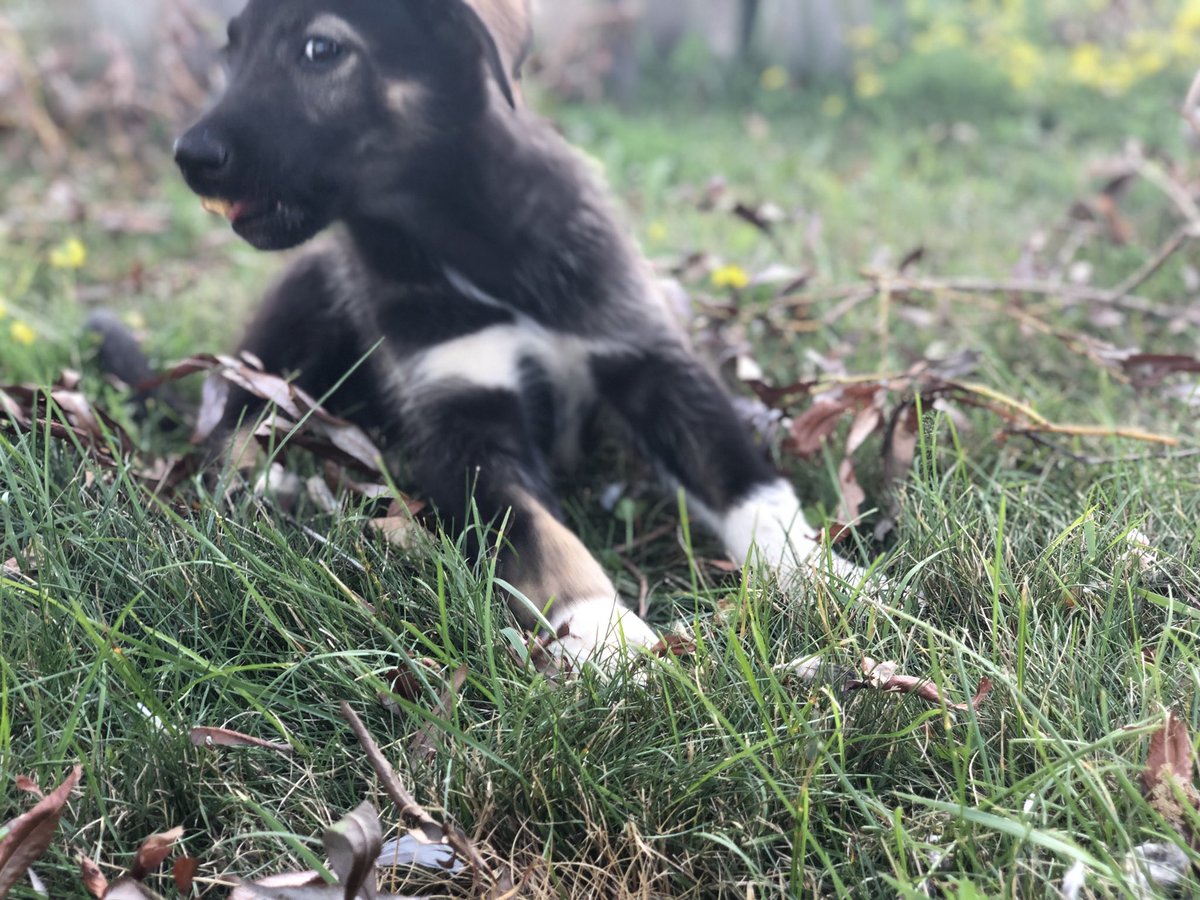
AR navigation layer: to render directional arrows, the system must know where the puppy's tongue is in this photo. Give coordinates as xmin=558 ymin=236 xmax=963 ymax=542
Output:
xmin=200 ymin=197 xmax=248 ymax=221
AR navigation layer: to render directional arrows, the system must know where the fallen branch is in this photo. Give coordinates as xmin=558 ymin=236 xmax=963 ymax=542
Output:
xmin=338 ymin=701 xmax=500 ymax=892
xmin=1107 ymin=222 xmax=1200 ymax=302
xmin=1184 ymin=67 xmax=1200 ymax=138
xmin=1013 ymin=422 xmax=1181 ymax=448
xmin=1013 ymin=431 xmax=1200 ymax=466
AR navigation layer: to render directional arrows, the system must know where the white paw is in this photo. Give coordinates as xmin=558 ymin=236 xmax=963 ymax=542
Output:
xmin=719 ymin=480 xmax=882 ymax=590
xmin=549 ymin=597 xmax=658 ymax=670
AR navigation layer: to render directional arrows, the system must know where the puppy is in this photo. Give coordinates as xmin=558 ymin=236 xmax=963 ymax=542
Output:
xmin=174 ymin=0 xmax=870 ymax=664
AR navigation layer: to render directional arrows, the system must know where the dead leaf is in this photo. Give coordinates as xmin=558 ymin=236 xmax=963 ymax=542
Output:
xmin=836 ymin=458 xmax=866 ymax=525
xmin=172 ymin=857 xmax=198 ymax=894
xmin=80 ymin=856 xmax=109 ymax=898
xmin=410 ymin=666 xmax=467 ymax=763
xmin=14 ymin=776 xmax=42 ymax=798
xmin=369 ymin=517 xmax=422 ymax=551
xmin=848 ymin=658 xmax=991 ymax=712
xmin=1121 ymin=353 xmax=1200 ymax=389
xmin=787 ymin=400 xmax=852 ymax=458
xmin=0 ymin=765 xmax=83 ymax=896
xmin=845 ymin=405 xmax=883 ymax=456
xmin=340 ymin=702 xmax=497 ymax=888
xmin=131 ymin=826 xmax=184 ymax=880
xmin=1141 ymin=710 xmax=1200 ymax=841
xmin=649 ymin=634 xmax=697 ymax=658
xmin=192 ymin=373 xmax=230 ymax=444
xmin=103 ymin=876 xmax=166 ymax=899
xmin=383 ymin=658 xmax=443 ymax=704
xmin=323 ymin=802 xmax=381 ymax=900
xmin=188 ymin=727 xmax=292 ymax=755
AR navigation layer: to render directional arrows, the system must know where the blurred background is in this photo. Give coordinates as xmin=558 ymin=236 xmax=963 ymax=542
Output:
xmin=0 ymin=0 xmax=1196 ymax=381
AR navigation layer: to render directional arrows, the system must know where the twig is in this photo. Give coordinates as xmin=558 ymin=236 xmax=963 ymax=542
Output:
xmin=1184 ymin=68 xmax=1200 ymax=138
xmin=617 ymin=555 xmax=651 ymax=620
xmin=339 ymin=701 xmax=497 ymax=888
xmin=1013 ymin=431 xmax=1200 ymax=466
xmin=613 ymin=522 xmax=676 ymax=554
xmin=1107 ymin=223 xmax=1199 ymax=302
xmin=1129 ymin=152 xmax=1200 ymax=224
xmin=1013 ymin=422 xmax=1180 ymax=448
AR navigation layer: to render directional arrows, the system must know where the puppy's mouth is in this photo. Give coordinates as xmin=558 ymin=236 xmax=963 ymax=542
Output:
xmin=199 ymin=195 xmax=322 ymax=251
xmin=201 ymin=196 xmax=276 ymax=225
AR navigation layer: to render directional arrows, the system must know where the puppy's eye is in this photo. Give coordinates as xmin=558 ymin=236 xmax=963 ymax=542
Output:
xmin=303 ymin=37 xmax=342 ymax=63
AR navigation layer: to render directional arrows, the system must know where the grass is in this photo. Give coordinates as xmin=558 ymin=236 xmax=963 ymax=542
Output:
xmin=3 ymin=66 xmax=1200 ymax=897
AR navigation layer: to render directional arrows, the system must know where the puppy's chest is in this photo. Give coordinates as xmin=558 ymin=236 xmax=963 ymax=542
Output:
xmin=350 ymin=279 xmax=604 ymax=464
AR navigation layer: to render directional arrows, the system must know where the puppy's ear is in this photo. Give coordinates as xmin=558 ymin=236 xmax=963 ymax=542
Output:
xmin=422 ymin=0 xmax=518 ymax=110
xmin=466 ymin=0 xmax=533 ymax=84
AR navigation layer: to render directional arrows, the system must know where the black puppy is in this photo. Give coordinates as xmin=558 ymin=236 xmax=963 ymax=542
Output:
xmin=174 ymin=0 xmax=868 ymax=664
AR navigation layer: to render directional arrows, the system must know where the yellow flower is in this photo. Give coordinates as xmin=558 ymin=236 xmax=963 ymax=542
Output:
xmin=821 ymin=94 xmax=847 ymax=118
xmin=647 ymin=221 xmax=668 ymax=244
xmin=854 ymin=67 xmax=885 ymax=100
xmin=1068 ymin=43 xmax=1103 ymax=87
xmin=711 ymin=265 xmax=750 ymax=291
xmin=760 ymin=66 xmax=789 ymax=92
xmin=10 ymin=321 xmax=36 ymax=346
xmin=49 ymin=237 xmax=87 ymax=270
xmin=846 ymin=25 xmax=879 ymax=50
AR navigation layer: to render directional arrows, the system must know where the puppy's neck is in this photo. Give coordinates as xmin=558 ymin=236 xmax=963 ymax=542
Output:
xmin=345 ymin=106 xmax=626 ymax=319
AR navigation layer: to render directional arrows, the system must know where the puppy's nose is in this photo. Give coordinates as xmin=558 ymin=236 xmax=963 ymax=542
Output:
xmin=173 ymin=130 xmax=230 ymax=175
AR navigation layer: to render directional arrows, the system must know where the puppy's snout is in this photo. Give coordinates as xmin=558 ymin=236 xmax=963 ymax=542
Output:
xmin=174 ymin=129 xmax=231 ymax=179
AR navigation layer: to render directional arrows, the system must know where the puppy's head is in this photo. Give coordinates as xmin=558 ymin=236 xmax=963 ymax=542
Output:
xmin=175 ymin=0 xmax=520 ymax=251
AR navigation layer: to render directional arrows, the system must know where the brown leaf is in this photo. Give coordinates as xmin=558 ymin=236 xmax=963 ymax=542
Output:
xmin=1141 ymin=711 xmax=1200 ymax=840
xmin=1144 ymin=711 xmax=1196 ymax=789
xmin=849 ymin=658 xmax=989 ymax=712
xmin=845 ymin=405 xmax=883 ymax=456
xmin=80 ymin=856 xmax=109 ymax=898
xmin=650 ymin=635 xmax=696 ymax=658
xmin=1121 ymin=353 xmax=1200 ymax=389
xmin=410 ymin=666 xmax=468 ymax=763
xmin=786 ymin=400 xmax=852 ymax=458
xmin=0 ymin=764 xmax=83 ymax=896
xmin=322 ymin=802 xmax=381 ymax=900
xmin=191 ymin=373 xmax=230 ymax=444
xmin=103 ymin=876 xmax=166 ymax=899
xmin=131 ymin=826 xmax=184 ymax=880
xmin=188 ymin=727 xmax=291 ymax=754
xmin=383 ymin=658 xmax=443 ymax=704
xmin=172 ymin=857 xmax=198 ymax=894
xmin=14 ymin=776 xmax=42 ymax=798
xmin=836 ymin=458 xmax=866 ymax=524
xmin=368 ymin=516 xmax=422 ymax=550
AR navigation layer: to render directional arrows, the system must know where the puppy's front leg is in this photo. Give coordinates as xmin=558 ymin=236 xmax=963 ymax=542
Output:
xmin=406 ymin=387 xmax=657 ymax=665
xmin=593 ymin=346 xmax=869 ymax=584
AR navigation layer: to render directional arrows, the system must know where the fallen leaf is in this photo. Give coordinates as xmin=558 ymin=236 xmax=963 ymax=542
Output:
xmin=131 ymin=826 xmax=184 ymax=880
xmin=0 ymin=765 xmax=83 ymax=896
xmin=787 ymin=400 xmax=852 ymax=458
xmin=410 ymin=666 xmax=468 ymax=763
xmin=836 ymin=458 xmax=866 ymax=525
xmin=322 ymin=802 xmax=381 ymax=900
xmin=383 ymin=658 xmax=443 ymax=704
xmin=172 ymin=857 xmax=198 ymax=894
xmin=80 ymin=856 xmax=109 ymax=898
xmin=848 ymin=658 xmax=991 ymax=712
xmin=1141 ymin=710 xmax=1200 ymax=841
xmin=14 ymin=776 xmax=42 ymax=798
xmin=1122 ymin=353 xmax=1200 ymax=389
xmin=649 ymin=634 xmax=697 ymax=658
xmin=188 ymin=727 xmax=292 ymax=755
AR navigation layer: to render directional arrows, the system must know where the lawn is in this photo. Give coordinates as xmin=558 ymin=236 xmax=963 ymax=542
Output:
xmin=2 ymin=46 xmax=1200 ymax=899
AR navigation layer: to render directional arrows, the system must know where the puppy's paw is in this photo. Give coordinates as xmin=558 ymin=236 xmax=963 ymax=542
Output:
xmin=549 ymin=597 xmax=658 ymax=673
